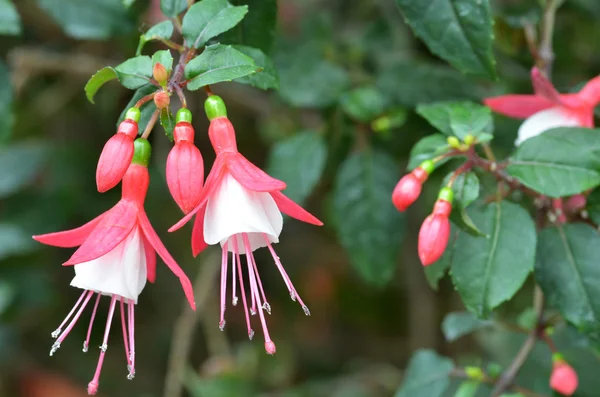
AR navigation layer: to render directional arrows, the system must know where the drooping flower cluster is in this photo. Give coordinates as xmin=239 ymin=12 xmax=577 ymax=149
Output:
xmin=34 ymin=96 xmax=322 ymax=394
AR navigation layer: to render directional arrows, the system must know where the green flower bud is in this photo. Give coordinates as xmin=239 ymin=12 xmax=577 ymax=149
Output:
xmin=132 ymin=138 xmax=152 ymax=167
xmin=204 ymin=95 xmax=227 ymax=120
xmin=176 ymin=108 xmax=192 ymax=124
xmin=125 ymin=107 xmax=141 ymax=123
xmin=438 ymin=186 xmax=454 ymax=203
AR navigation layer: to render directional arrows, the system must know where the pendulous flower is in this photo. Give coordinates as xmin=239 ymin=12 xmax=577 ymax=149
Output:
xmin=392 ymin=160 xmax=434 ymax=212
xmin=550 ymin=355 xmax=578 ymax=396
xmin=418 ymin=187 xmax=453 ymax=266
xmin=34 ymin=138 xmax=195 ymax=395
xmin=170 ymin=95 xmax=323 ymax=355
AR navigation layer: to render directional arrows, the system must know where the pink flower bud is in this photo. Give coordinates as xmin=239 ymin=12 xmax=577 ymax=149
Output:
xmin=392 ymin=167 xmax=429 ymax=212
xmin=153 ymin=63 xmax=168 ymax=86
xmin=154 ymin=91 xmax=170 ymax=109
xmin=418 ymin=199 xmax=452 ymax=266
xmin=550 ymin=361 xmax=578 ymax=396
xmin=565 ymin=194 xmax=587 ymax=214
xmin=96 ymin=119 xmax=137 ymax=193
xmin=166 ymin=122 xmax=204 ymax=214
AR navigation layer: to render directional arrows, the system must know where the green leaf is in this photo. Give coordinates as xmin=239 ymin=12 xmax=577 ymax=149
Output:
xmin=137 ymin=21 xmax=174 ymax=55
xmin=0 ymin=0 xmax=21 ymax=36
xmin=444 ymin=172 xmax=480 ymax=208
xmin=371 ymin=108 xmax=408 ymax=134
xmin=586 ymin=187 xmax=600 ymax=225
xmin=333 ymin=150 xmax=404 ymax=286
xmin=416 ymin=101 xmax=493 ymax=141
xmin=160 ymin=108 xmax=175 ymax=142
xmin=0 ymin=61 xmax=14 ymax=142
xmin=394 ymin=0 xmax=496 ymax=79
xmin=233 ymin=45 xmax=279 ymax=90
xmin=0 ymin=223 xmax=36 ymax=260
xmin=153 ymin=50 xmax=174 ymax=74
xmin=84 ymin=67 xmax=117 ymax=104
xmin=0 ymin=142 xmax=48 ymax=198
xmin=114 ymin=56 xmax=153 ymax=89
xmin=450 ymin=201 xmax=536 ymax=317
xmin=37 ymin=0 xmax=134 ymax=40
xmin=220 ymin=0 xmax=277 ymax=52
xmin=266 ymin=131 xmax=326 ymax=205
xmin=340 ymin=86 xmax=388 ymax=123
xmin=536 ymin=224 xmax=600 ymax=339
xmin=453 ymin=381 xmax=480 ymax=397
xmin=118 ymin=85 xmax=157 ymax=133
xmin=407 ymin=134 xmax=450 ymax=170
xmin=122 ymin=0 xmax=136 ymax=7
xmin=161 ymin=0 xmax=187 ymax=17
xmin=450 ymin=207 xmax=488 ymax=237
xmin=507 ymin=128 xmax=600 ymax=198
xmin=182 ymin=0 xmax=248 ymax=48
xmin=442 ymin=312 xmax=493 ymax=342
xmin=185 ymin=44 xmax=257 ymax=90
xmin=394 ymin=350 xmax=453 ymax=397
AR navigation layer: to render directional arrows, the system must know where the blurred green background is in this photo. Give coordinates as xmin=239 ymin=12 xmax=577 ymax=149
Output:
xmin=1 ymin=0 xmax=600 ymax=396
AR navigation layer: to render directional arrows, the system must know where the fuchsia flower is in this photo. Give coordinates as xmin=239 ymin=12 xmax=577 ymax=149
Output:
xmin=34 ymin=139 xmax=195 ymax=395
xmin=392 ymin=160 xmax=434 ymax=212
xmin=166 ymin=109 xmax=204 ymax=214
xmin=418 ymin=188 xmax=453 ymax=266
xmin=484 ymin=67 xmax=600 ymax=145
xmin=550 ymin=356 xmax=578 ymax=396
xmin=170 ymin=96 xmax=323 ymax=354
xmin=96 ymin=108 xmax=140 ymax=193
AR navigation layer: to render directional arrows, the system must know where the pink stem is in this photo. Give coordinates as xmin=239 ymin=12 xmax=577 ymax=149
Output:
xmin=231 ymin=237 xmax=238 ymax=306
xmin=120 ymin=298 xmax=131 ymax=368
xmin=51 ymin=289 xmax=87 ymax=338
xmin=50 ymin=290 xmax=94 ymax=356
xmin=87 ymin=295 xmax=118 ymax=395
xmin=249 ymin=239 xmax=270 ymax=314
xmin=84 ymin=293 xmax=102 ymax=352
xmin=128 ymin=300 xmax=135 ymax=380
xmin=219 ymin=241 xmax=229 ymax=331
xmin=234 ymin=235 xmax=253 ymax=339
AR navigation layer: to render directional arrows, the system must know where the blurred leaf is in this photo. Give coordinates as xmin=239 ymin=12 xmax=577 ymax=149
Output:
xmin=0 ymin=223 xmax=36 ymax=261
xmin=416 ymin=101 xmax=493 ymax=141
xmin=161 ymin=0 xmax=187 ymax=17
xmin=394 ymin=0 xmax=496 ymax=79
xmin=182 ymin=0 xmax=248 ymax=48
xmin=507 ymin=128 xmax=600 ymax=198
xmin=442 ymin=312 xmax=492 ymax=342
xmin=118 ymin=85 xmax=157 ymax=133
xmin=233 ymin=45 xmax=279 ymax=90
xmin=340 ymin=86 xmax=388 ymax=123
xmin=0 ymin=280 xmax=14 ymax=315
xmin=371 ymin=108 xmax=408 ymax=134
xmin=84 ymin=67 xmax=117 ymax=104
xmin=0 ymin=0 xmax=21 ymax=36
xmin=153 ymin=49 xmax=174 ymax=74
xmin=453 ymin=381 xmax=480 ymax=397
xmin=266 ymin=131 xmax=326 ymax=204
xmin=444 ymin=172 xmax=479 ymax=208
xmin=122 ymin=0 xmax=136 ymax=7
xmin=137 ymin=21 xmax=174 ymax=55
xmin=160 ymin=108 xmax=175 ymax=142
xmin=333 ymin=150 xmax=404 ymax=286
xmin=407 ymin=134 xmax=450 ymax=170
xmin=536 ymin=224 xmax=600 ymax=340
xmin=114 ymin=56 xmax=153 ymax=89
xmin=0 ymin=142 xmax=48 ymax=198
xmin=450 ymin=201 xmax=536 ymax=317
xmin=185 ymin=368 xmax=255 ymax=397
xmin=394 ymin=349 xmax=453 ymax=397
xmin=221 ymin=0 xmax=277 ymax=52
xmin=0 ymin=61 xmax=13 ymax=142
xmin=586 ymin=187 xmax=600 ymax=225
xmin=185 ymin=44 xmax=257 ymax=90
xmin=37 ymin=0 xmax=134 ymax=39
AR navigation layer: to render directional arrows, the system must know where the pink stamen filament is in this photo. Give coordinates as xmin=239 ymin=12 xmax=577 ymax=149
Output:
xmin=127 ymin=299 xmax=135 ymax=380
xmin=87 ymin=295 xmax=118 ymax=395
xmin=250 ymin=246 xmax=271 ymax=315
xmin=120 ymin=299 xmax=131 ymax=369
xmin=233 ymin=235 xmax=253 ymax=339
xmin=51 ymin=289 xmax=87 ymax=338
xmin=84 ymin=293 xmax=102 ymax=353
xmin=231 ymin=241 xmax=238 ymax=306
xmin=50 ymin=290 xmax=94 ymax=356
xmin=219 ymin=241 xmax=229 ymax=331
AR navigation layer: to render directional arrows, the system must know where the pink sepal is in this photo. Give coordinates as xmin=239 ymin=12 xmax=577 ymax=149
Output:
xmin=224 ymin=152 xmax=286 ymax=192
xmin=96 ymin=134 xmax=135 ymax=193
xmin=166 ymin=141 xmax=204 ymax=214
xmin=577 ymin=75 xmax=600 ymax=107
xmin=143 ymin=235 xmax=156 ymax=283
xmin=191 ymin=205 xmax=208 ymax=257
xmin=63 ymin=201 xmax=138 ymax=266
xmin=483 ymin=95 xmax=555 ymax=119
xmin=33 ymin=214 xmax=104 ymax=248
xmin=271 ymin=191 xmax=323 ymax=226
xmin=138 ymin=211 xmax=196 ymax=310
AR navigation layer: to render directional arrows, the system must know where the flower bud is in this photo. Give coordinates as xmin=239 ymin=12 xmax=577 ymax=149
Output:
xmin=392 ymin=160 xmax=434 ymax=212
xmin=166 ymin=122 xmax=204 ymax=214
xmin=418 ymin=188 xmax=453 ymax=266
xmin=550 ymin=357 xmax=578 ymax=396
xmin=154 ymin=91 xmax=170 ymax=109
xmin=96 ymin=112 xmax=139 ymax=193
xmin=565 ymin=194 xmax=587 ymax=214
xmin=153 ymin=63 xmax=168 ymax=86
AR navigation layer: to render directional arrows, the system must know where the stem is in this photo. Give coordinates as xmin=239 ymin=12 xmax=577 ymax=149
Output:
xmin=172 ymin=17 xmax=183 ymax=34
xmin=174 ymin=84 xmax=187 ymax=108
xmin=451 ymin=369 xmax=548 ymax=397
xmin=204 ymin=85 xmax=213 ymax=96
xmin=135 ymin=92 xmax=157 ymax=109
xmin=141 ymin=109 xmax=160 ymax=139
xmin=156 ymin=38 xmax=186 ymax=52
xmin=482 ymin=143 xmax=497 ymax=162
xmin=537 ymin=0 xmax=562 ymax=76
xmin=447 ymin=161 xmax=473 ymax=187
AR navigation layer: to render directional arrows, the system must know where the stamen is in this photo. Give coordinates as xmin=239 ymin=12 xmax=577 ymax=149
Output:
xmin=233 ymin=235 xmax=253 ymax=339
xmin=120 ymin=298 xmax=131 ymax=369
xmin=264 ymin=234 xmax=310 ymax=316
xmin=84 ymin=293 xmax=102 ymax=353
xmin=51 ymin=290 xmax=87 ymax=338
xmin=231 ymin=237 xmax=238 ymax=306
xmin=87 ymin=295 xmax=118 ymax=395
xmin=127 ymin=299 xmax=135 ymax=380
xmin=219 ymin=241 xmax=228 ymax=331
xmin=248 ymin=244 xmax=270 ymax=315
xmin=50 ymin=290 xmax=94 ymax=356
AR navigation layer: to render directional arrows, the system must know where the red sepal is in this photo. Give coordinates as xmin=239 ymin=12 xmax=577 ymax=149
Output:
xmin=271 ymin=191 xmax=323 ymax=226
xmin=33 ymin=214 xmax=104 ymax=248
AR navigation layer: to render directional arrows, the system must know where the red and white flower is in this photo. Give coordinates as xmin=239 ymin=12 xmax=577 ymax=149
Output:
xmin=34 ymin=139 xmax=195 ymax=395
xmin=170 ymin=112 xmax=322 ymax=354
xmin=484 ymin=67 xmax=600 ymax=145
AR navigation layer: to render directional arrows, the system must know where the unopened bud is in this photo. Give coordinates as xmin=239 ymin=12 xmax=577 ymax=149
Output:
xmin=464 ymin=366 xmax=485 ymax=381
xmin=550 ymin=356 xmax=578 ymax=396
xmin=447 ymin=136 xmax=461 ymax=149
xmin=153 ymin=63 xmax=168 ymax=86
xmin=154 ymin=91 xmax=170 ymax=109
xmin=464 ymin=134 xmax=475 ymax=146
xmin=418 ymin=193 xmax=452 ymax=266
xmin=392 ymin=160 xmax=435 ymax=212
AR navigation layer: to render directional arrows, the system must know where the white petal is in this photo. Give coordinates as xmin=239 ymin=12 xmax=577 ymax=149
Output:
xmin=204 ymin=173 xmax=283 ymax=253
xmin=70 ymin=226 xmax=147 ymax=303
xmin=516 ymin=107 xmax=581 ymax=145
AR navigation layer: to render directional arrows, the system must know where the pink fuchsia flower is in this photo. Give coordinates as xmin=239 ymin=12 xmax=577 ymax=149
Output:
xmin=170 ymin=96 xmax=323 ymax=355
xmin=550 ymin=355 xmax=578 ymax=396
xmin=33 ymin=139 xmax=195 ymax=395
xmin=166 ymin=109 xmax=204 ymax=214
xmin=96 ymin=108 xmax=140 ymax=193
xmin=484 ymin=67 xmax=600 ymax=145
xmin=418 ymin=188 xmax=453 ymax=266
xmin=392 ymin=160 xmax=434 ymax=212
